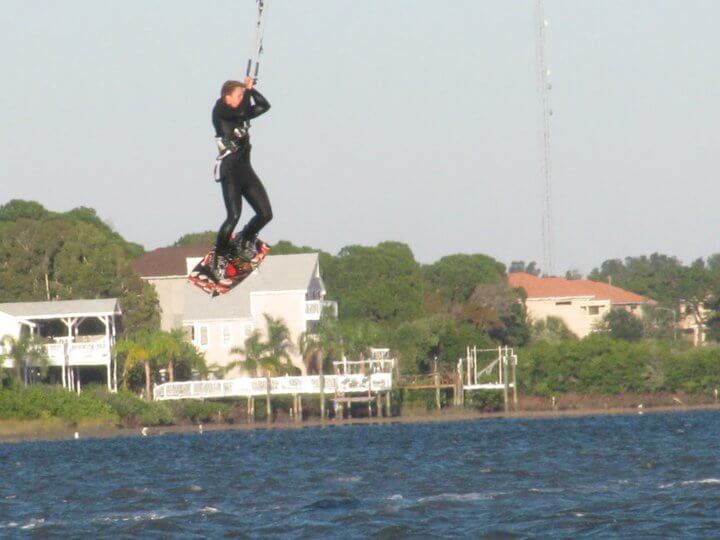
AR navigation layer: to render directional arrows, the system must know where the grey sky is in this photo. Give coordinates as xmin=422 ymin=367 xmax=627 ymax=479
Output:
xmin=1 ymin=1 xmax=719 ymax=275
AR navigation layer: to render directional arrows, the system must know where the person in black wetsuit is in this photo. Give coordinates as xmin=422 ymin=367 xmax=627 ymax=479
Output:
xmin=211 ymin=77 xmax=272 ymax=278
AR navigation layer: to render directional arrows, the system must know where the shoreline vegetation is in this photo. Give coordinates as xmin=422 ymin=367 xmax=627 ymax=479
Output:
xmin=6 ymin=201 xmax=720 ymax=444
xmin=2 ymin=388 xmax=719 ymax=444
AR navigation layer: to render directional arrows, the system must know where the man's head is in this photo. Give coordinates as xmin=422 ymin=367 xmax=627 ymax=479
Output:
xmin=221 ymin=80 xmax=245 ymax=108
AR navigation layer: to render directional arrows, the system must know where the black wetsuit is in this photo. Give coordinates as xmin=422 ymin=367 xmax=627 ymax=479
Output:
xmin=212 ymin=88 xmax=272 ymax=255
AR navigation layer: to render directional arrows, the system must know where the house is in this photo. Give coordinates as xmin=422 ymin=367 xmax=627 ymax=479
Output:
xmin=133 ymin=248 xmax=337 ymax=375
xmin=0 ymin=298 xmax=121 ymax=390
xmin=508 ymin=272 xmax=654 ymax=338
xmin=676 ymin=301 xmax=708 ymax=346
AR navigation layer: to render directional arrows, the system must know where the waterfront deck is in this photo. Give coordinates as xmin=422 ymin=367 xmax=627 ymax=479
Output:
xmin=154 ymin=373 xmax=393 ymax=401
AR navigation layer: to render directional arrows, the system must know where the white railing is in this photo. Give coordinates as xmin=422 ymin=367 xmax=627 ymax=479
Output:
xmin=305 ymin=300 xmax=339 ymax=320
xmin=154 ymin=372 xmax=393 ymax=401
xmin=45 ymin=343 xmax=66 ymax=366
xmin=1 ymin=337 xmax=111 ymax=368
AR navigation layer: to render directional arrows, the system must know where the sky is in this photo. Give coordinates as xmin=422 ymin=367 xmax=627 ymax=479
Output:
xmin=1 ymin=1 xmax=719 ymax=275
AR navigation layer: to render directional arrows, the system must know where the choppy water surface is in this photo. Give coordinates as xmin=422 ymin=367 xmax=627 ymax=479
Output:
xmin=2 ymin=411 xmax=720 ymax=538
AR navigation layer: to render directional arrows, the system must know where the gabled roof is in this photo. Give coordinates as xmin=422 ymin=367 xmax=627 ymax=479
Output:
xmin=133 ymin=246 xmax=210 ymax=278
xmin=183 ymin=253 xmax=322 ymax=321
xmin=508 ymin=273 xmax=653 ymax=304
xmin=0 ymin=298 xmax=121 ymax=320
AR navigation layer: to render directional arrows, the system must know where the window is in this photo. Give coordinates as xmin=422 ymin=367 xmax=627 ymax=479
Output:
xmin=555 ymin=301 xmax=571 ymax=306
xmin=222 ymin=324 xmax=232 ymax=346
xmin=244 ymin=324 xmax=253 ymax=337
xmin=588 ymin=306 xmax=600 ymax=316
xmin=198 ymin=325 xmax=209 ymax=347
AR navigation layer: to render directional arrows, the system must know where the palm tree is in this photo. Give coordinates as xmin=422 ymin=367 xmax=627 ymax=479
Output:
xmin=263 ymin=315 xmax=296 ymax=375
xmin=227 ymin=316 xmax=295 ymax=377
xmin=227 ymin=330 xmax=265 ymax=376
xmin=151 ymin=330 xmax=182 ymax=382
xmin=0 ymin=333 xmax=49 ymax=387
xmin=116 ymin=333 xmax=153 ymax=400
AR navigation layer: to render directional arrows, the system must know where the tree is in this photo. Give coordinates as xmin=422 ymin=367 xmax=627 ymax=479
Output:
xmin=298 ymin=308 xmax=347 ymax=378
xmin=600 ymin=310 xmax=644 ymax=341
xmin=0 ymin=333 xmax=49 ymax=387
xmin=530 ymin=316 xmax=577 ymax=343
xmin=323 ymin=242 xmax=425 ymax=322
xmin=149 ymin=330 xmax=182 ymax=382
xmin=116 ymin=332 xmax=153 ymax=399
xmin=0 ymin=200 xmax=159 ymax=334
xmin=172 ymin=231 xmax=216 ymax=248
xmin=423 ymin=254 xmax=506 ymax=304
xmin=263 ymin=315 xmax=297 ymax=375
xmin=508 ymin=261 xmax=541 ymax=276
xmin=587 ymin=253 xmax=683 ymax=304
xmin=228 ymin=316 xmax=295 ymax=376
xmin=565 ymin=269 xmax=582 ymax=280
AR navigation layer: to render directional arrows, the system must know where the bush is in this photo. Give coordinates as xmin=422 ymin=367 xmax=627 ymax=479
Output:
xmin=88 ymin=387 xmax=173 ymax=426
xmin=520 ymin=336 xmax=720 ymax=396
xmin=0 ymin=386 xmax=118 ymax=423
xmin=169 ymin=400 xmax=231 ymax=423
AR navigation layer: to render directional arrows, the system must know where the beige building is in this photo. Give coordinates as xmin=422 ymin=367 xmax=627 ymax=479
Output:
xmin=508 ymin=272 xmax=654 ymax=338
xmin=133 ymin=249 xmax=337 ymax=375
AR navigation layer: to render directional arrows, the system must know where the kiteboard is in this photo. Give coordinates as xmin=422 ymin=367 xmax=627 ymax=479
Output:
xmin=188 ymin=237 xmax=270 ymax=297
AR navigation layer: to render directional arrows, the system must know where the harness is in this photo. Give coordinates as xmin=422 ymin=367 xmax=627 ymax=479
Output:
xmin=214 ymin=126 xmax=250 ymax=181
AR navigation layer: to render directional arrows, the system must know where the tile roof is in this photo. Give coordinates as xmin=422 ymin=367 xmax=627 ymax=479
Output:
xmin=508 ymin=272 xmax=653 ymax=304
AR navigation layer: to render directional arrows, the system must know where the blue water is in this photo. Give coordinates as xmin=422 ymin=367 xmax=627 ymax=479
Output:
xmin=2 ymin=411 xmax=720 ymax=538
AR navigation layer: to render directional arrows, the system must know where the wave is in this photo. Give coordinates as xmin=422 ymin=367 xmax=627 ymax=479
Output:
xmin=336 ymin=475 xmax=361 ymax=483
xmin=418 ymin=492 xmax=491 ymax=503
xmin=659 ymin=478 xmax=720 ymax=489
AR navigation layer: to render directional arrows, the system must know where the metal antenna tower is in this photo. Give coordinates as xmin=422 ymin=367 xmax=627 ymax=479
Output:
xmin=535 ymin=0 xmax=554 ymax=276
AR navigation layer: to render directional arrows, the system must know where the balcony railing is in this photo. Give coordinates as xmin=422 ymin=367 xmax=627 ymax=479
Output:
xmin=1 ymin=336 xmax=111 ymax=368
xmin=305 ymin=300 xmax=338 ymax=320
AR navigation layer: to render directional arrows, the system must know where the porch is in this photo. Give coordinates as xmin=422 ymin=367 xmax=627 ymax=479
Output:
xmin=0 ymin=299 xmax=121 ymax=392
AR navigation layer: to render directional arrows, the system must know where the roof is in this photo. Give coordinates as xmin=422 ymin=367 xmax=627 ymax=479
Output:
xmin=508 ymin=273 xmax=653 ymax=304
xmin=183 ymin=253 xmax=322 ymax=321
xmin=133 ymin=246 xmax=210 ymax=277
xmin=0 ymin=298 xmax=121 ymax=320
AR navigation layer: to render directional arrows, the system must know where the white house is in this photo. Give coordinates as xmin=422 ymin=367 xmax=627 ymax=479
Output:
xmin=133 ymin=249 xmax=337 ymax=375
xmin=0 ymin=298 xmax=121 ymax=390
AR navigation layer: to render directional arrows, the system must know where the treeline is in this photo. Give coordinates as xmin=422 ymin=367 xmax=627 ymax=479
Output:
xmin=522 ymin=335 xmax=720 ymax=395
xmin=587 ymin=253 xmax=720 ymax=340
xmin=0 ymin=199 xmax=158 ymax=333
xmin=6 ymin=199 xmax=720 ymax=401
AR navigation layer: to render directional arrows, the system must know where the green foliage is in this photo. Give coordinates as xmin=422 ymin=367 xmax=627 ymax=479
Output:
xmin=0 ymin=200 xmax=159 ymax=335
xmin=116 ymin=329 xmax=207 ymax=395
xmin=168 ymin=400 xmax=231 ymax=423
xmin=508 ymin=260 xmax=541 ymax=276
xmin=229 ymin=315 xmax=296 ymax=376
xmin=520 ymin=336 xmax=720 ymax=395
xmin=391 ymin=315 xmax=493 ymax=373
xmin=323 ymin=242 xmax=425 ymax=322
xmin=1 ymin=333 xmax=50 ymax=386
xmin=600 ymin=310 xmax=644 ymax=341
xmin=0 ymin=200 xmax=52 ymax=221
xmin=172 ymin=231 xmax=216 ymax=248
xmin=423 ymin=254 xmax=506 ymax=304
xmin=0 ymin=386 xmax=118 ymax=423
xmin=531 ymin=316 xmax=577 ymax=343
xmin=88 ymin=387 xmax=173 ymax=426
